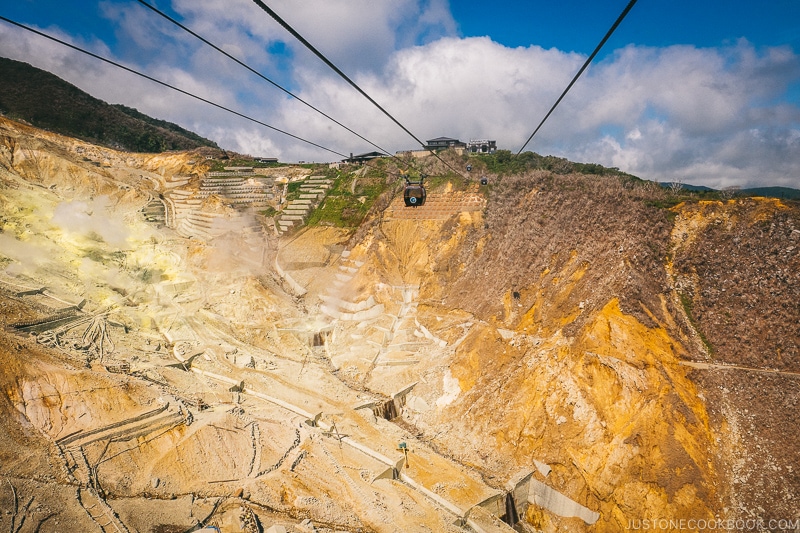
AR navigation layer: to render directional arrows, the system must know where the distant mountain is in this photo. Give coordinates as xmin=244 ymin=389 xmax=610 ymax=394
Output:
xmin=659 ymin=182 xmax=715 ymax=192
xmin=660 ymin=181 xmax=800 ymax=199
xmin=740 ymin=186 xmax=800 ymax=200
xmin=0 ymin=56 xmax=219 ymax=153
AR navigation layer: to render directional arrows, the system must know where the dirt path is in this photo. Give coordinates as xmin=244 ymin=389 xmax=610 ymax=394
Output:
xmin=679 ymin=360 xmax=800 ymax=377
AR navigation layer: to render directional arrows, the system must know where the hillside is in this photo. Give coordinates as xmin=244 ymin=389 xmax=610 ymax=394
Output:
xmin=0 ymin=56 xmax=219 ymax=153
xmin=661 ymin=182 xmax=800 ymax=199
xmin=0 ymin=115 xmax=797 ymax=532
xmin=739 ymin=186 xmax=800 ymax=199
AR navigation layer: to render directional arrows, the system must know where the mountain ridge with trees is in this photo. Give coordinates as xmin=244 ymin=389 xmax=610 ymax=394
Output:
xmin=0 ymin=56 xmax=219 ymax=153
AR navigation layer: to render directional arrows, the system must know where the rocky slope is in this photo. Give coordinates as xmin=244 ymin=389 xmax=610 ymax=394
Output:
xmin=0 ymin=116 xmax=797 ymax=532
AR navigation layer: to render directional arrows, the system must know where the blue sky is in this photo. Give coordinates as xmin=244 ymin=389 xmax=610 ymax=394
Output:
xmin=1 ymin=0 xmax=800 ymax=188
xmin=454 ymin=1 xmax=800 ymax=53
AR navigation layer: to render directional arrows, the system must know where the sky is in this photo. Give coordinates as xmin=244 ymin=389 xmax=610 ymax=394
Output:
xmin=1 ymin=0 xmax=800 ymax=188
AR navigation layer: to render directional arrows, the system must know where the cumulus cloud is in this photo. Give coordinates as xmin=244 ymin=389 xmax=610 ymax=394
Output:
xmin=272 ymin=37 xmax=800 ymax=187
xmin=1 ymin=2 xmax=799 ymax=188
xmin=269 ymin=36 xmax=587 ymax=159
xmin=568 ymin=42 xmax=800 ymax=187
xmin=224 ymin=0 xmax=456 ymax=72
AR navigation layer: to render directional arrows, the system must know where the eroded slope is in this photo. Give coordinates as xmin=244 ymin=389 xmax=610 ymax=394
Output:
xmin=1 ymin=116 xmax=797 ymax=532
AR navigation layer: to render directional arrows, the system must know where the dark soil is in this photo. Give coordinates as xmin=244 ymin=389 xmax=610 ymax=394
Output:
xmin=673 ymin=199 xmax=800 ymax=371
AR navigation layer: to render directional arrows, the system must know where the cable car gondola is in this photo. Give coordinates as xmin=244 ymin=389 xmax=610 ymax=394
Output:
xmin=403 ymin=174 xmax=426 ymax=207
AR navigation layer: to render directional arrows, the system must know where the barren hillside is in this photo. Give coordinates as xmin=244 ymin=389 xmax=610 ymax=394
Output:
xmin=0 ymin=116 xmax=797 ymax=532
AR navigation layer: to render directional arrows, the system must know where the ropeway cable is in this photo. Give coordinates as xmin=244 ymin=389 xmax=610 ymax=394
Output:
xmin=135 ymin=0 xmax=398 ymax=161
xmin=249 ymin=0 xmax=470 ymax=179
xmin=0 ymin=15 xmax=349 ymax=158
xmin=516 ymin=0 xmax=639 ymax=154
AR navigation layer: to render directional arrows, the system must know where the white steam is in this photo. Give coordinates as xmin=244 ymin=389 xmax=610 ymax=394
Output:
xmin=52 ymin=197 xmax=131 ymax=248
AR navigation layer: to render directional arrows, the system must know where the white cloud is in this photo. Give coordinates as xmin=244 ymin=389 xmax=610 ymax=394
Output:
xmin=566 ymin=42 xmax=800 ymax=187
xmin=1 ymin=3 xmax=799 ymax=188
xmin=266 ymin=36 xmax=587 ymax=160
xmin=268 ymin=36 xmax=800 ymax=187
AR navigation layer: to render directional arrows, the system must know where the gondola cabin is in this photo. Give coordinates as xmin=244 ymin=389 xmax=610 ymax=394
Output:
xmin=403 ymin=176 xmax=427 ymax=207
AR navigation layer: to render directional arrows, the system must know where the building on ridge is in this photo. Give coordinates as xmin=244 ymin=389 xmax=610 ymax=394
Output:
xmin=425 ymin=137 xmax=467 ymax=151
xmin=466 ymin=139 xmax=497 ymax=154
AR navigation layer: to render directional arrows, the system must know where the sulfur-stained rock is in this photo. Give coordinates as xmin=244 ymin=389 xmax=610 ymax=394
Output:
xmin=0 ymin=116 xmax=796 ymax=533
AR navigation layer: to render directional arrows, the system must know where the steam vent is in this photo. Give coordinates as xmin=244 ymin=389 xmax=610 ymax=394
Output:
xmin=1 ymin=116 xmax=798 ymax=532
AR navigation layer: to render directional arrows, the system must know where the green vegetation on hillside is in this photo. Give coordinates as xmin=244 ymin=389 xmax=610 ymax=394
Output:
xmin=472 ymin=150 xmax=634 ymax=177
xmin=306 ymin=165 xmax=394 ymax=228
xmin=678 ymin=291 xmax=715 ymax=355
xmin=0 ymin=56 xmax=219 ymax=153
xmin=206 ymin=157 xmax=286 ymax=171
xmin=467 ymin=151 xmax=800 ymax=202
xmin=111 ymin=104 xmax=215 ymax=148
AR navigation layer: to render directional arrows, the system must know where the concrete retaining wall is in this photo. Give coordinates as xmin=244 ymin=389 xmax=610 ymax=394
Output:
xmin=273 ymin=255 xmax=307 ymax=297
xmin=528 ymin=478 xmax=599 ymax=525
